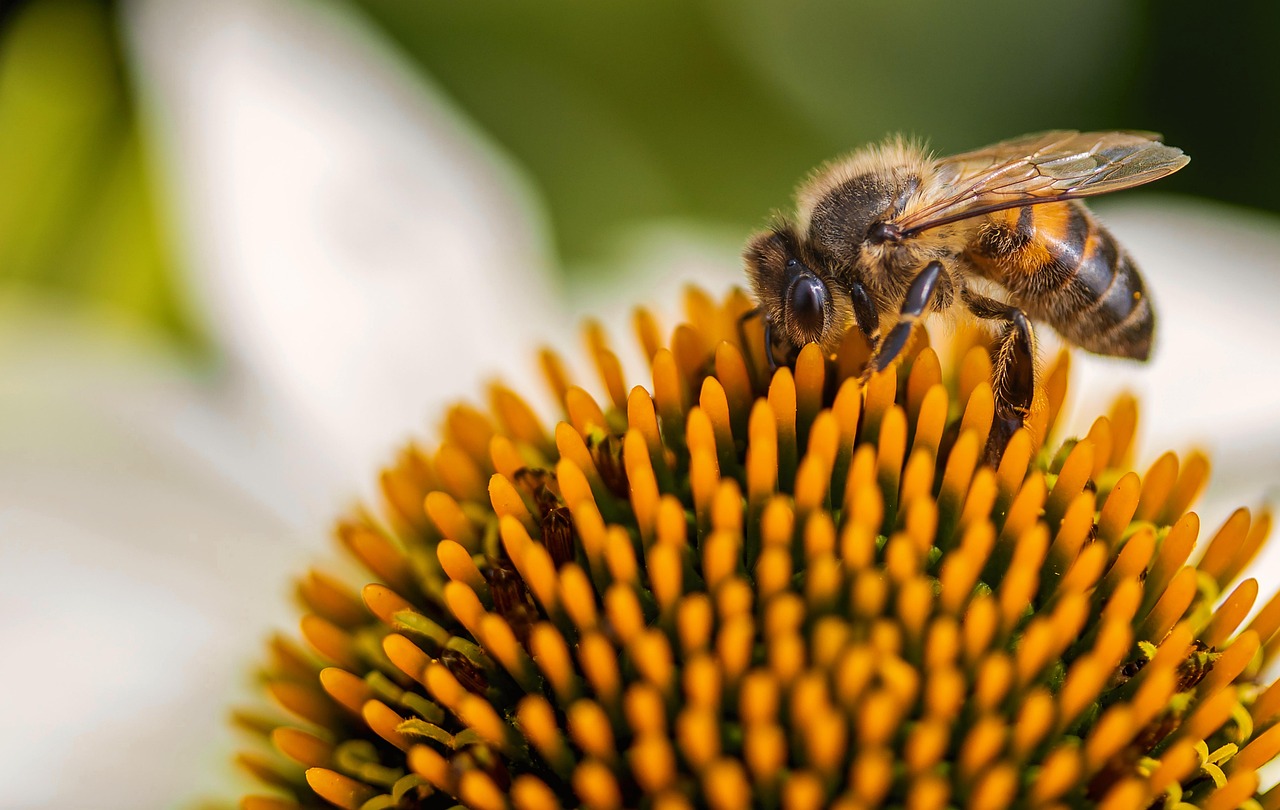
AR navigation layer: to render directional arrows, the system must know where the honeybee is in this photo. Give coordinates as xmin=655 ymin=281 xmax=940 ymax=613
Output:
xmin=745 ymin=130 xmax=1188 ymax=459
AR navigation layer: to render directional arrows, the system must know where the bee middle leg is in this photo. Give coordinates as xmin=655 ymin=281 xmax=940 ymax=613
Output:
xmin=864 ymin=259 xmax=945 ymax=376
xmin=960 ymin=288 xmax=1035 ymax=465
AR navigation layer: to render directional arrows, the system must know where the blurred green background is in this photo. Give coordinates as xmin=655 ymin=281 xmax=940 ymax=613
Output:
xmin=3 ymin=0 xmax=1276 ymax=356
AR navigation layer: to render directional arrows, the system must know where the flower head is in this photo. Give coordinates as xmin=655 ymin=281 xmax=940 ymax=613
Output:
xmin=238 ymin=287 xmax=1280 ymax=809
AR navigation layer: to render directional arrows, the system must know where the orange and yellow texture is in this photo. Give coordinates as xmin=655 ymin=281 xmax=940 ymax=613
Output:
xmin=237 ymin=288 xmax=1280 ymax=809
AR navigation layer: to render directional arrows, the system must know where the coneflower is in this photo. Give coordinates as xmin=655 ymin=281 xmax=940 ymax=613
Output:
xmin=237 ymin=287 xmax=1280 ymax=809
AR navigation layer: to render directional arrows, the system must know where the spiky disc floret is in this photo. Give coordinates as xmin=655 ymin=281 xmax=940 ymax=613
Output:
xmin=239 ymin=288 xmax=1280 ymax=810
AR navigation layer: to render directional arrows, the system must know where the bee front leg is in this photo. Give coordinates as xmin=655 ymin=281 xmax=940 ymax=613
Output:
xmin=960 ymin=289 xmax=1035 ymax=465
xmin=863 ymin=260 xmax=944 ymax=376
xmin=737 ymin=308 xmax=792 ymax=372
xmin=849 ymin=278 xmax=881 ymax=351
xmin=762 ymin=317 xmax=781 ymax=371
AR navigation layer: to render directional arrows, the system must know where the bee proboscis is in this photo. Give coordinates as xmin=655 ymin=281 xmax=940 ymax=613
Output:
xmin=744 ymin=130 xmax=1188 ymax=459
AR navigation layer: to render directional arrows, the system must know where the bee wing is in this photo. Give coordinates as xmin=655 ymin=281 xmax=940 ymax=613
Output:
xmin=891 ymin=130 xmax=1189 ymax=236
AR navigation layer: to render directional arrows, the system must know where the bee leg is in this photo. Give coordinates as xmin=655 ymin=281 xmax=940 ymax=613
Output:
xmin=960 ymin=289 xmax=1035 ymax=465
xmin=738 ymin=307 xmax=775 ymax=371
xmin=762 ymin=317 xmax=780 ymax=371
xmin=738 ymin=307 xmax=790 ymax=372
xmin=864 ymin=260 xmax=944 ymax=376
xmin=737 ymin=307 xmax=766 ymax=367
xmin=761 ymin=318 xmax=801 ymax=370
xmin=849 ymin=278 xmax=881 ymax=350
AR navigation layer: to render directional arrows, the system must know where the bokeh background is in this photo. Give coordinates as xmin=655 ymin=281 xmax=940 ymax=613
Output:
xmin=2 ymin=0 xmax=1279 ymax=807
xmin=8 ymin=0 xmax=1280 ymax=345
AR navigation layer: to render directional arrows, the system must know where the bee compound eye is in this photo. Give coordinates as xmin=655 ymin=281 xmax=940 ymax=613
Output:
xmin=788 ymin=275 xmax=828 ymax=338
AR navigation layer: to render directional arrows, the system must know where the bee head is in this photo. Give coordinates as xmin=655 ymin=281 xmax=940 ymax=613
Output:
xmin=744 ymin=224 xmax=852 ymax=353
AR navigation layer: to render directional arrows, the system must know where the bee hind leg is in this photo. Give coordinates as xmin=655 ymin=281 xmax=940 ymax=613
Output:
xmin=863 ymin=260 xmax=944 ymax=378
xmin=960 ymin=289 xmax=1035 ymax=466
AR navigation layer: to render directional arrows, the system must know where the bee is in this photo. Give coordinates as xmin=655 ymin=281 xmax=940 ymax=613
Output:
xmin=745 ymin=130 xmax=1188 ymax=459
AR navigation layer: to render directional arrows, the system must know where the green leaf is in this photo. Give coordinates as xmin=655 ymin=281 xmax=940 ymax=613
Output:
xmin=0 ymin=0 xmax=203 ymax=351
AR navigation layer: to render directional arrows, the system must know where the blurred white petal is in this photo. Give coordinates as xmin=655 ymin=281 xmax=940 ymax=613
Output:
xmin=1 ymin=0 xmax=562 ymax=806
xmin=125 ymin=0 xmax=561 ymax=526
xmin=1066 ymin=199 xmax=1280 ymax=530
xmin=0 ymin=309 xmax=310 ymax=808
xmin=563 ymin=223 xmax=743 ymax=383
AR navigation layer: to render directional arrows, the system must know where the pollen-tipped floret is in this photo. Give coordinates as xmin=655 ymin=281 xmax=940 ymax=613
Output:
xmin=238 ymin=288 xmax=1280 ymax=810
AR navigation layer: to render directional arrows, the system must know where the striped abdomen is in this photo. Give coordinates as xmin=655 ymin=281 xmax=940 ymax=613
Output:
xmin=966 ymin=201 xmax=1153 ymax=359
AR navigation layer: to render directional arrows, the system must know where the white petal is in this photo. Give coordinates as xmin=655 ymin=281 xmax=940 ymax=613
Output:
xmin=124 ymin=0 xmax=561 ymax=520
xmin=0 ymin=311 xmax=308 ymax=808
xmin=1065 ymin=198 xmax=1280 ymax=534
xmin=2 ymin=0 xmax=567 ymax=804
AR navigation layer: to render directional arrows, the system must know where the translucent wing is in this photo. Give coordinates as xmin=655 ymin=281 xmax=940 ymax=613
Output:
xmin=891 ymin=131 xmax=1189 ymax=236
